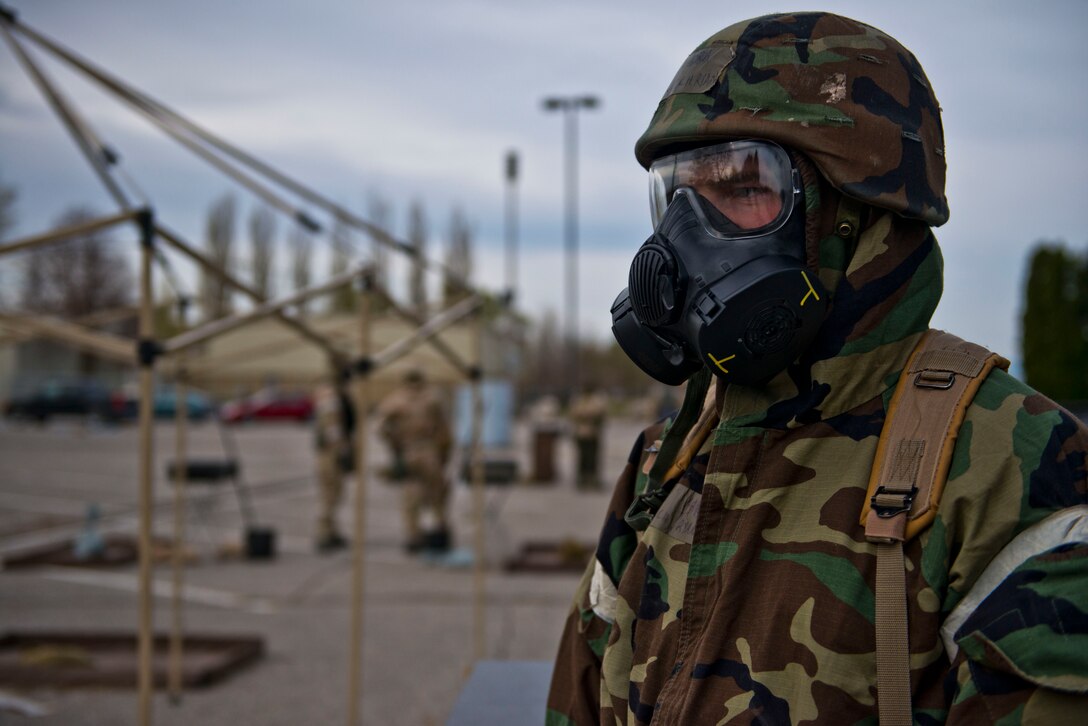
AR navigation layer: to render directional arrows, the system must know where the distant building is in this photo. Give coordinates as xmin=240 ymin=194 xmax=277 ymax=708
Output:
xmin=0 ymin=310 xmax=136 ymax=404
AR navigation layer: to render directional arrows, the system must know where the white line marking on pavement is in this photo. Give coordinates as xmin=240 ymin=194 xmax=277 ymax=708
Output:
xmin=31 ymin=567 xmax=278 ymax=614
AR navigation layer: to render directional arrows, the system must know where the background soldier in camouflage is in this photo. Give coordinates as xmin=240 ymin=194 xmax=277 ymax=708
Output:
xmin=378 ymin=369 xmax=453 ymax=552
xmin=569 ymin=386 xmax=609 ymax=491
xmin=548 ymin=11 xmax=1088 ymax=725
xmin=313 ymin=372 xmax=354 ymax=552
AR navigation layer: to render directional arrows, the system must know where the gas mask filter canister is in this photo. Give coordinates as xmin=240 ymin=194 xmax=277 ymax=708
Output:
xmin=612 ymin=140 xmax=828 ymax=386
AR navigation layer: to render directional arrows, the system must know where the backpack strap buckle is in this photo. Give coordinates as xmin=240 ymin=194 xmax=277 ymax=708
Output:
xmin=915 ymin=370 xmax=955 ymax=389
xmin=870 ymin=485 xmax=917 ymax=519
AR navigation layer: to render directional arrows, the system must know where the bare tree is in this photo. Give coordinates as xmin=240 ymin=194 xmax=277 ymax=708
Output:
xmin=200 ymin=193 xmax=236 ymax=320
xmin=19 ymin=206 xmax=133 ymax=316
xmin=525 ymin=309 xmax=565 ymax=399
xmin=249 ymin=205 xmax=276 ymax=301
xmin=407 ymin=200 xmax=427 ymax=315
xmin=0 ymin=176 xmax=15 ymax=241
xmin=290 ymin=224 xmax=313 ymax=314
xmin=329 ymin=215 xmax=355 ymax=313
xmin=18 ymin=207 xmax=134 ymax=373
xmin=443 ymin=207 xmax=473 ymax=307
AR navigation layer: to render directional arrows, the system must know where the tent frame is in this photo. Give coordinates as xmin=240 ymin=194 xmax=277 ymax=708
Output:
xmin=1 ymin=6 xmax=500 ymax=725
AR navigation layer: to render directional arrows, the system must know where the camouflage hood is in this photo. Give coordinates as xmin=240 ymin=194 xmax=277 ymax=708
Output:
xmin=717 ymin=155 xmax=944 ymax=428
xmin=636 ymin=12 xmax=949 ymax=226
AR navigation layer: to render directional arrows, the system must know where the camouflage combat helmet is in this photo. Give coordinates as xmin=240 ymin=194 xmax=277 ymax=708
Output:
xmin=636 ymin=12 xmax=949 ymax=225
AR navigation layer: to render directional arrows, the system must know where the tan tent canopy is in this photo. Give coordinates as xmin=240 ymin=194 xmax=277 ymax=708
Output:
xmin=180 ymin=313 xmax=480 ymax=396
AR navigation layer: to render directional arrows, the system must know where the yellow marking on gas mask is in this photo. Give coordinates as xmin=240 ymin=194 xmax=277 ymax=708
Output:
xmin=800 ymin=270 xmax=820 ymax=307
xmin=707 ymin=352 xmax=736 ymax=374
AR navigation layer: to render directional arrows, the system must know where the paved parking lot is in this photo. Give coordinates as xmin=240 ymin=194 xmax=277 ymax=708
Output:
xmin=0 ymin=416 xmax=641 ymax=724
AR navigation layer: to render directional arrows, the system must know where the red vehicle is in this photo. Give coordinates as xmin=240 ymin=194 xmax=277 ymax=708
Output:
xmin=220 ymin=390 xmax=314 ymax=423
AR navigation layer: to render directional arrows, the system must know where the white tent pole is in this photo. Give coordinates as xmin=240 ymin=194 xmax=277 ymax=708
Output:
xmin=369 ymin=294 xmax=484 ymax=370
xmin=168 ymin=364 xmax=189 ymax=704
xmin=0 ymin=312 xmax=136 ymax=366
xmin=153 ymin=224 xmax=344 ymax=361
xmin=162 ymin=264 xmax=368 ymax=356
xmin=0 ymin=210 xmax=137 ymax=258
xmin=347 ymin=271 xmax=372 ymax=726
xmin=470 ymin=313 xmax=487 ymax=662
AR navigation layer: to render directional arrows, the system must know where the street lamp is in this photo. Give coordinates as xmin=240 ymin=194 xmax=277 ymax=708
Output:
xmin=542 ymin=94 xmax=599 ymax=396
xmin=504 ymin=150 xmax=519 ymax=298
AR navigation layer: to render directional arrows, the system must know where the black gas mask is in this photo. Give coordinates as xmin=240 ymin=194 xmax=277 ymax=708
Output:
xmin=612 ymin=140 xmax=828 ymax=386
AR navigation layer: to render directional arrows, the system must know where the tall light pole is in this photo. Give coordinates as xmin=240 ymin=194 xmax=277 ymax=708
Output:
xmin=542 ymin=94 xmax=598 ymax=397
xmin=504 ymin=150 xmax=519 ymax=298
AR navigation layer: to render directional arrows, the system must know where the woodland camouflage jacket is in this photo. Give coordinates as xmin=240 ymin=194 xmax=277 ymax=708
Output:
xmin=549 ymin=12 xmax=1088 ymax=724
xmin=547 ymin=203 xmax=1088 ymax=723
xmin=547 ymin=228 xmax=1088 ymax=725
xmin=548 ymin=14 xmax=1088 ymax=723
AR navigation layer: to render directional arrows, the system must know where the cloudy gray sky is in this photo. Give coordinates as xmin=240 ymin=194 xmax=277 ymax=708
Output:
xmin=2 ymin=0 xmax=1086 ymax=370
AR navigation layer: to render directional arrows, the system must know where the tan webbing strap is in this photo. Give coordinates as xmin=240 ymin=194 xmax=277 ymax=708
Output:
xmin=874 ymin=540 xmax=912 ymax=726
xmin=661 ymin=390 xmax=720 ymax=483
xmin=862 ymin=330 xmax=1009 ymax=725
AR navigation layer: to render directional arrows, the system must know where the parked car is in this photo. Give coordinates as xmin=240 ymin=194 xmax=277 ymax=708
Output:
xmin=154 ymin=387 xmax=214 ymax=421
xmin=4 ymin=380 xmax=128 ymax=422
xmin=220 ymin=390 xmax=314 ymax=423
xmin=105 ymin=384 xmax=215 ymax=421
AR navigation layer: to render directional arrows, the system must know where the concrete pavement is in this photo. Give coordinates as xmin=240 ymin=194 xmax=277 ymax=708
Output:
xmin=0 ymin=415 xmax=641 ymax=725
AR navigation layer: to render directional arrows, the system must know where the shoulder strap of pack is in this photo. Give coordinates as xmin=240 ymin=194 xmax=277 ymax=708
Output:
xmin=625 ymin=368 xmax=713 ymax=531
xmin=861 ymin=329 xmax=1009 ymax=726
xmin=861 ymin=329 xmax=1011 ymax=538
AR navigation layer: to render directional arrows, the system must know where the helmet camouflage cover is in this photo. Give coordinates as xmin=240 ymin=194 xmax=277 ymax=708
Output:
xmin=636 ymin=12 xmax=949 ymax=225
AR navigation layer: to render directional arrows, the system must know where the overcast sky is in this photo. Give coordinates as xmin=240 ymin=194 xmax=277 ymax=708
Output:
xmin=2 ymin=0 xmax=1086 ymax=370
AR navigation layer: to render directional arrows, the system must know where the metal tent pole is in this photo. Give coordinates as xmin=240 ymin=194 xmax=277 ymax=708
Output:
xmin=470 ymin=314 xmax=487 ymax=662
xmin=368 ymin=279 xmax=475 ymax=378
xmin=153 ymin=225 xmax=343 ymax=362
xmin=162 ymin=265 xmax=367 ymax=356
xmin=0 ymin=210 xmax=138 ymax=258
xmin=0 ymin=312 xmax=136 ymax=365
xmin=168 ymin=365 xmax=189 ymax=703
xmin=6 ymin=12 xmax=474 ymax=289
xmin=368 ymin=294 xmax=484 ymax=371
xmin=347 ymin=271 xmax=373 ymax=726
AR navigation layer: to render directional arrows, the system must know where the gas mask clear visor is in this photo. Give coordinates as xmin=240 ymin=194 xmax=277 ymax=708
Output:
xmin=649 ymin=139 xmax=801 ymax=239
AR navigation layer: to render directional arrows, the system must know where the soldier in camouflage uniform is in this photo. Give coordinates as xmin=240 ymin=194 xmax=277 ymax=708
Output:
xmin=313 ymin=374 xmax=354 ymax=552
xmin=377 ymin=369 xmax=453 ymax=551
xmin=570 ymin=386 xmax=609 ymax=491
xmin=548 ymin=12 xmax=1088 ymax=725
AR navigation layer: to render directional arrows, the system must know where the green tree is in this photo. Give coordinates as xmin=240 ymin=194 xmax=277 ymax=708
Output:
xmin=0 ymin=176 xmax=15 ymax=240
xmin=1021 ymin=242 xmax=1088 ymax=401
xmin=366 ymin=192 xmax=392 ymax=312
xmin=407 ymin=201 xmax=428 ymax=316
xmin=200 ymin=193 xmax=236 ymax=320
xmin=443 ymin=207 xmax=472 ymax=307
xmin=18 ymin=206 xmax=134 ymax=374
xmin=329 ymin=214 xmax=355 ymax=314
xmin=289 ymin=223 xmax=313 ymax=315
xmin=249 ymin=205 xmax=276 ymax=301
xmin=19 ymin=207 xmax=133 ymax=318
